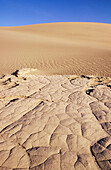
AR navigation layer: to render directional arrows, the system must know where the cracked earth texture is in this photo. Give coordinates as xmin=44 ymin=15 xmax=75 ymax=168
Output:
xmin=0 ymin=68 xmax=111 ymax=170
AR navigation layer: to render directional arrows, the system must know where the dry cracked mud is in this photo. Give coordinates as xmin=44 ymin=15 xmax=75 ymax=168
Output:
xmin=0 ymin=68 xmax=111 ymax=170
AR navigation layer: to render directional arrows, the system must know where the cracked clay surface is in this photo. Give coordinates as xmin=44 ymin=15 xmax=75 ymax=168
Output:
xmin=0 ymin=68 xmax=111 ymax=170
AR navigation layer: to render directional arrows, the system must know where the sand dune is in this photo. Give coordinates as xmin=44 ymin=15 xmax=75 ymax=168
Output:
xmin=0 ymin=22 xmax=111 ymax=76
xmin=0 ymin=23 xmax=111 ymax=169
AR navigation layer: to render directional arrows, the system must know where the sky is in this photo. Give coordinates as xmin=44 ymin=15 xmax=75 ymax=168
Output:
xmin=0 ymin=0 xmax=111 ymax=26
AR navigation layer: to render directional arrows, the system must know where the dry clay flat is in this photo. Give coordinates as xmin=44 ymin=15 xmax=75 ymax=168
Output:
xmin=0 ymin=69 xmax=111 ymax=170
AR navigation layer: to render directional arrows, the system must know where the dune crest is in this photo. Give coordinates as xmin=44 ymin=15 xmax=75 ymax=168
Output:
xmin=0 ymin=22 xmax=111 ymax=76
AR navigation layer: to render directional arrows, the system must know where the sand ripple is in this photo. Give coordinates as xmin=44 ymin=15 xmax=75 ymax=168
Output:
xmin=0 ymin=22 xmax=111 ymax=76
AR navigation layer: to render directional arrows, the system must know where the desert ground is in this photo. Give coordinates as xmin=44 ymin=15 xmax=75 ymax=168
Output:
xmin=0 ymin=22 xmax=111 ymax=76
xmin=0 ymin=23 xmax=111 ymax=169
xmin=0 ymin=69 xmax=111 ymax=169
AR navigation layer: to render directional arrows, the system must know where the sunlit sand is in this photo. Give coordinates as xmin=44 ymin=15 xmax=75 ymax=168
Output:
xmin=0 ymin=22 xmax=111 ymax=76
xmin=0 ymin=23 xmax=111 ymax=169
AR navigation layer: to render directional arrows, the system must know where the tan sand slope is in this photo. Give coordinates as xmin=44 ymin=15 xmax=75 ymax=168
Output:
xmin=0 ymin=69 xmax=111 ymax=169
xmin=0 ymin=22 xmax=111 ymax=77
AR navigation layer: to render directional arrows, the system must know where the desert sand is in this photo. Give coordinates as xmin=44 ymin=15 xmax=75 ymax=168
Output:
xmin=0 ymin=68 xmax=111 ymax=169
xmin=0 ymin=23 xmax=111 ymax=169
xmin=0 ymin=22 xmax=111 ymax=77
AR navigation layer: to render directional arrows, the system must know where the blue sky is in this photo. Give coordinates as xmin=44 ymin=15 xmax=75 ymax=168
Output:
xmin=0 ymin=0 xmax=111 ymax=26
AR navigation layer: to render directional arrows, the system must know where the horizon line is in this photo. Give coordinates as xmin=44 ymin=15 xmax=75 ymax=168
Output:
xmin=0 ymin=21 xmax=111 ymax=27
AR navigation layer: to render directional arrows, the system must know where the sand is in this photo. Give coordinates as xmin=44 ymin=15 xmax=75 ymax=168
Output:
xmin=0 ymin=23 xmax=111 ymax=169
xmin=0 ymin=22 xmax=111 ymax=77
xmin=0 ymin=69 xmax=111 ymax=169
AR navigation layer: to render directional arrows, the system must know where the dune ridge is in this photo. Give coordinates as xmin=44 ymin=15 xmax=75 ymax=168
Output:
xmin=0 ymin=22 xmax=111 ymax=77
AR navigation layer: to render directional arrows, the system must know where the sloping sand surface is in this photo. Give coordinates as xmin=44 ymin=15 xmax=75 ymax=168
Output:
xmin=0 ymin=22 xmax=111 ymax=76
xmin=0 ymin=69 xmax=111 ymax=169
